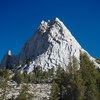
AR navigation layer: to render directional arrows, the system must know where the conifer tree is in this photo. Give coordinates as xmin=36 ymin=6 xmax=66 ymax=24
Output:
xmin=17 ymin=83 xmax=29 ymax=100
xmin=34 ymin=66 xmax=43 ymax=83
xmin=55 ymin=65 xmax=67 ymax=99
xmin=65 ymin=56 xmax=84 ymax=100
xmin=80 ymin=53 xmax=98 ymax=100
xmin=50 ymin=81 xmax=60 ymax=100
xmin=75 ymin=70 xmax=84 ymax=100
xmin=48 ymin=67 xmax=54 ymax=78
xmin=13 ymin=71 xmax=25 ymax=84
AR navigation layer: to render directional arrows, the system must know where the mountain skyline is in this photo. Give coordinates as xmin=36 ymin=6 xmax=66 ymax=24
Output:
xmin=0 ymin=0 xmax=100 ymax=61
xmin=0 ymin=18 xmax=99 ymax=73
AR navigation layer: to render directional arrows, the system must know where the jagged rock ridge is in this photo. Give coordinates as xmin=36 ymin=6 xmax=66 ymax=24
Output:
xmin=0 ymin=18 xmax=100 ymax=73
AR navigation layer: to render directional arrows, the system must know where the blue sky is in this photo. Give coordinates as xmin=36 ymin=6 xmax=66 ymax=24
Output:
xmin=0 ymin=0 xmax=100 ymax=60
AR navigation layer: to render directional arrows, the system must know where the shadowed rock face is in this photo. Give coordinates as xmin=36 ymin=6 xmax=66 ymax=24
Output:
xmin=0 ymin=50 xmax=19 ymax=69
xmin=0 ymin=50 xmax=12 ymax=69
xmin=0 ymin=18 xmax=100 ymax=73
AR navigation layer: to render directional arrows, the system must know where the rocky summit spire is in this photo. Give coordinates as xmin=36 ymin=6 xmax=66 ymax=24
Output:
xmin=38 ymin=20 xmax=48 ymax=33
xmin=0 ymin=50 xmax=12 ymax=68
xmin=7 ymin=50 xmax=12 ymax=56
xmin=17 ymin=18 xmax=100 ymax=73
xmin=0 ymin=18 xmax=100 ymax=73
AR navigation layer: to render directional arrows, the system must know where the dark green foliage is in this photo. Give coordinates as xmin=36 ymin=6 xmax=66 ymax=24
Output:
xmin=48 ymin=67 xmax=54 ymax=78
xmin=32 ymin=66 xmax=54 ymax=83
xmin=96 ymin=69 xmax=100 ymax=98
xmin=34 ymin=66 xmax=43 ymax=82
xmin=56 ymin=65 xmax=65 ymax=84
xmin=50 ymin=81 xmax=60 ymax=100
xmin=13 ymin=71 xmax=25 ymax=84
xmin=0 ymin=69 xmax=11 ymax=100
xmin=0 ymin=68 xmax=11 ymax=79
xmin=80 ymin=53 xmax=99 ymax=100
xmin=50 ymin=54 xmax=100 ymax=100
xmin=55 ymin=65 xmax=67 ymax=99
xmin=64 ymin=56 xmax=84 ymax=100
xmin=16 ymin=83 xmax=29 ymax=100
xmin=12 ymin=65 xmax=55 ymax=84
xmin=31 ymin=66 xmax=44 ymax=83
xmin=13 ymin=71 xmax=35 ymax=84
xmin=19 ymin=61 xmax=26 ymax=67
xmin=76 ymin=72 xmax=85 ymax=100
xmin=0 ymin=53 xmax=100 ymax=99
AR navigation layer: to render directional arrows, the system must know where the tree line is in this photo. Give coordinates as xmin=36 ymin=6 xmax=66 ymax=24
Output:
xmin=50 ymin=53 xmax=100 ymax=100
xmin=0 ymin=53 xmax=100 ymax=100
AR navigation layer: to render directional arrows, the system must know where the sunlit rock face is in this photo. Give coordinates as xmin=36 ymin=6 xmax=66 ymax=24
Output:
xmin=0 ymin=18 xmax=100 ymax=73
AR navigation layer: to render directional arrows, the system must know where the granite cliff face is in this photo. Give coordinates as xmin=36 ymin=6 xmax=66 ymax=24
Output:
xmin=19 ymin=18 xmax=82 ymax=72
xmin=0 ymin=18 xmax=100 ymax=73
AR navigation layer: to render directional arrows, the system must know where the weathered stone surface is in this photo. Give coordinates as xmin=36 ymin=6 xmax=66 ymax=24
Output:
xmin=0 ymin=18 xmax=100 ymax=72
xmin=18 ymin=18 xmax=100 ymax=73
xmin=0 ymin=82 xmax=51 ymax=100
